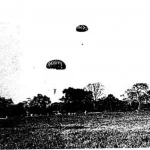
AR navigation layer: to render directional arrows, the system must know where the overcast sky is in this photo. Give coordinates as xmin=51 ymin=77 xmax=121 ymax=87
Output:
xmin=0 ymin=0 xmax=150 ymax=103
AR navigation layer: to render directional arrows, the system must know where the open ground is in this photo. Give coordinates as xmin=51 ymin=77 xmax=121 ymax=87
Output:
xmin=1 ymin=111 xmax=150 ymax=148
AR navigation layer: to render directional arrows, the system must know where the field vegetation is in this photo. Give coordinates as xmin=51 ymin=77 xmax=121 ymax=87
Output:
xmin=1 ymin=112 xmax=150 ymax=148
xmin=1 ymin=82 xmax=150 ymax=148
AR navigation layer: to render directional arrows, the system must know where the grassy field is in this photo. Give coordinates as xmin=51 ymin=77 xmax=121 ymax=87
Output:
xmin=1 ymin=112 xmax=150 ymax=148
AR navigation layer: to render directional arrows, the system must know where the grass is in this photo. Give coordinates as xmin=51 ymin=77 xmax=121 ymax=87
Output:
xmin=1 ymin=111 xmax=150 ymax=148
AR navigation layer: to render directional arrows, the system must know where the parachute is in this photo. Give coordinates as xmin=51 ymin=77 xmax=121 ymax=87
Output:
xmin=76 ymin=25 xmax=88 ymax=32
xmin=46 ymin=59 xmax=66 ymax=70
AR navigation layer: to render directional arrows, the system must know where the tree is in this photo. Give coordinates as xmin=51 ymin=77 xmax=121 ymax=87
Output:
xmin=60 ymin=87 xmax=93 ymax=112
xmin=121 ymin=83 xmax=149 ymax=112
xmin=28 ymin=94 xmax=51 ymax=115
xmin=84 ymin=82 xmax=104 ymax=101
xmin=20 ymin=99 xmax=32 ymax=116
xmin=0 ymin=97 xmax=14 ymax=118
xmin=84 ymin=82 xmax=104 ymax=110
xmin=50 ymin=102 xmax=65 ymax=113
xmin=102 ymin=94 xmax=129 ymax=112
xmin=11 ymin=102 xmax=26 ymax=117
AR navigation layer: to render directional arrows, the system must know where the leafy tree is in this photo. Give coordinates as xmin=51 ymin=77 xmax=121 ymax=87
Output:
xmin=10 ymin=102 xmax=27 ymax=117
xmin=102 ymin=94 xmax=129 ymax=112
xmin=84 ymin=82 xmax=104 ymax=110
xmin=28 ymin=94 xmax=51 ymax=115
xmin=61 ymin=87 xmax=93 ymax=103
xmin=50 ymin=102 xmax=64 ymax=113
xmin=84 ymin=82 xmax=104 ymax=101
xmin=19 ymin=100 xmax=31 ymax=116
xmin=121 ymin=83 xmax=149 ymax=112
xmin=60 ymin=87 xmax=93 ymax=112
xmin=0 ymin=97 xmax=14 ymax=118
xmin=103 ymin=94 xmax=117 ymax=111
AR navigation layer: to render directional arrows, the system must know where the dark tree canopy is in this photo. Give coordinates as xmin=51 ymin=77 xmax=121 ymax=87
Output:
xmin=60 ymin=87 xmax=93 ymax=112
xmin=61 ymin=87 xmax=93 ymax=103
xmin=121 ymin=83 xmax=150 ymax=112
xmin=0 ymin=97 xmax=14 ymax=118
xmin=103 ymin=94 xmax=121 ymax=112
xmin=46 ymin=59 xmax=66 ymax=70
xmin=10 ymin=102 xmax=26 ymax=117
xmin=50 ymin=102 xmax=64 ymax=113
xmin=28 ymin=94 xmax=51 ymax=115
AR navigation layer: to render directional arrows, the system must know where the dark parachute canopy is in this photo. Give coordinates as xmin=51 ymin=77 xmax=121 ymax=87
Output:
xmin=76 ymin=25 xmax=88 ymax=32
xmin=46 ymin=59 xmax=66 ymax=70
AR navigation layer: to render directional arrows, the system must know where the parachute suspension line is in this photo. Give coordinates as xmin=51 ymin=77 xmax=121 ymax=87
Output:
xmin=46 ymin=59 xmax=66 ymax=101
xmin=76 ymin=25 xmax=88 ymax=46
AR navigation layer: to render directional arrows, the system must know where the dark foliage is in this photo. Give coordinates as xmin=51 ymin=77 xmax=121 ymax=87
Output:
xmin=28 ymin=94 xmax=51 ymax=115
xmin=50 ymin=102 xmax=65 ymax=113
xmin=60 ymin=87 xmax=93 ymax=112
xmin=10 ymin=103 xmax=27 ymax=117
xmin=0 ymin=97 xmax=14 ymax=118
xmin=93 ymin=94 xmax=131 ymax=112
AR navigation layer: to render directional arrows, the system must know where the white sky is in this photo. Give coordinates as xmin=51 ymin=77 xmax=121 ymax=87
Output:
xmin=0 ymin=0 xmax=150 ymax=103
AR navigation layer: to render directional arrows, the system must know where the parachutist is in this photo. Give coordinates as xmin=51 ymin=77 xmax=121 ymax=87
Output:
xmin=54 ymin=89 xmax=56 ymax=94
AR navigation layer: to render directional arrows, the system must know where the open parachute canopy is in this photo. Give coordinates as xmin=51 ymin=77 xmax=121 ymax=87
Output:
xmin=76 ymin=25 xmax=88 ymax=32
xmin=46 ymin=59 xmax=66 ymax=70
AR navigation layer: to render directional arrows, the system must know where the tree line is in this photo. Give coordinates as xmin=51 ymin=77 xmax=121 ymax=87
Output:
xmin=1 ymin=82 xmax=150 ymax=118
